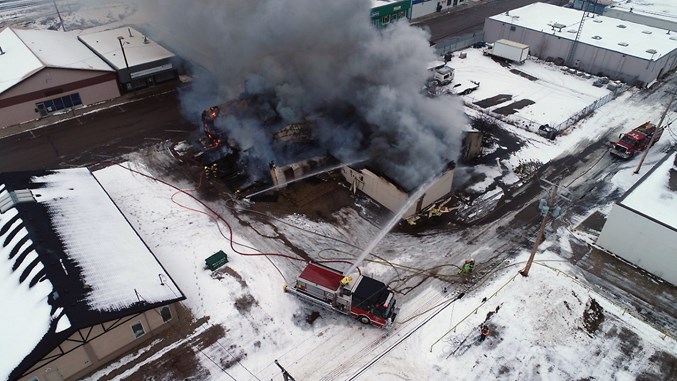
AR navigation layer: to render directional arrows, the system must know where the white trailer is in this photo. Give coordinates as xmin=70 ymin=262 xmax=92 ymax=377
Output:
xmin=484 ymin=39 xmax=529 ymax=63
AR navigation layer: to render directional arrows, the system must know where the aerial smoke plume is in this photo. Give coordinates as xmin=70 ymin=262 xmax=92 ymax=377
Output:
xmin=133 ymin=0 xmax=467 ymax=190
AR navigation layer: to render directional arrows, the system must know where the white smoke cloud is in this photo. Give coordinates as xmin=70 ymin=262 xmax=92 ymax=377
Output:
xmin=128 ymin=0 xmax=467 ymax=190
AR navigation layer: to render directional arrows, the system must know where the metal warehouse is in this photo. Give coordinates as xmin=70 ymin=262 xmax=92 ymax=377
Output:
xmin=78 ymin=26 xmax=177 ymax=92
xmin=483 ymin=2 xmax=677 ymax=86
xmin=0 ymin=27 xmax=120 ymax=129
xmin=596 ymin=151 xmax=677 ymax=286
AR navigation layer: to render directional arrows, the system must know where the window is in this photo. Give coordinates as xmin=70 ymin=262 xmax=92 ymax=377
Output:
xmin=382 ymin=15 xmax=389 ymax=24
xmin=34 ymin=93 xmax=82 ymax=117
xmin=53 ymin=97 xmax=64 ymax=110
xmin=160 ymin=306 xmax=172 ymax=323
xmin=131 ymin=321 xmax=145 ymax=338
xmin=392 ymin=13 xmax=398 ymax=21
xmin=71 ymin=93 xmax=82 ymax=106
xmin=510 ymin=25 xmax=516 ymax=31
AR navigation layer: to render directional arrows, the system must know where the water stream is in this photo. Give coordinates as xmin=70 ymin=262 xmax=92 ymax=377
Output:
xmin=344 ymin=174 xmax=440 ymax=275
xmin=245 ymin=162 xmax=352 ymax=199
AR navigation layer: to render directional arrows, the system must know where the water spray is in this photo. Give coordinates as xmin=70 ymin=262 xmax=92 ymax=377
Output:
xmin=344 ymin=173 xmax=442 ymax=275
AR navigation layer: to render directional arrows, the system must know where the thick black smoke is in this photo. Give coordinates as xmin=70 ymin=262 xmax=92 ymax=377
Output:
xmin=131 ymin=0 xmax=467 ymax=190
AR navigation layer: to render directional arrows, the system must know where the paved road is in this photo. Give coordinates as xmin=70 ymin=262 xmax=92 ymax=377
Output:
xmin=417 ymin=0 xmax=569 ymax=42
xmin=0 ymin=90 xmax=196 ymax=173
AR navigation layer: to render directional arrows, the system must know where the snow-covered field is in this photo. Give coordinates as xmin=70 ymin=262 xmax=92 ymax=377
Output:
xmin=3 ymin=1 xmax=677 ymax=380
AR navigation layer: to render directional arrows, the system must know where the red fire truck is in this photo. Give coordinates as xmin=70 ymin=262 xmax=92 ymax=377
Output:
xmin=610 ymin=121 xmax=663 ymax=159
xmin=284 ymin=262 xmax=398 ymax=329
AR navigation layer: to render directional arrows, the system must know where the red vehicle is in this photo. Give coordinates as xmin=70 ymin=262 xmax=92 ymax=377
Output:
xmin=610 ymin=122 xmax=663 ymax=159
xmin=285 ymin=262 xmax=398 ymax=329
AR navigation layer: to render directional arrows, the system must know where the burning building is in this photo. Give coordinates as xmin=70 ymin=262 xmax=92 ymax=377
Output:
xmin=341 ymin=161 xmax=455 ymax=220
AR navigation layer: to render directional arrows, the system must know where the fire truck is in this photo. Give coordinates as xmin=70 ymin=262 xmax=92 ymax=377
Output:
xmin=610 ymin=122 xmax=663 ymax=159
xmin=284 ymin=262 xmax=398 ymax=329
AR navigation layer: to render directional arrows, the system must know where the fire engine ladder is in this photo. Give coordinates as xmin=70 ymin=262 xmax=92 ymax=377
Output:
xmin=567 ymin=1 xmax=597 ymax=67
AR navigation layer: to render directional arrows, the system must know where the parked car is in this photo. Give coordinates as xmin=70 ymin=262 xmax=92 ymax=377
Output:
xmin=537 ymin=124 xmax=558 ymax=140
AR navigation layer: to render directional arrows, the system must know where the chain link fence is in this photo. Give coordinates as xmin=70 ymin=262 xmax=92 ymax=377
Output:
xmin=433 ymin=31 xmax=485 ymax=56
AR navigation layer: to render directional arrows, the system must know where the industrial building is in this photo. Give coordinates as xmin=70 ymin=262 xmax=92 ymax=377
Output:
xmin=411 ymin=0 xmax=469 ymax=20
xmin=371 ymin=0 xmax=412 ymax=28
xmin=604 ymin=0 xmax=677 ymax=32
xmin=78 ymin=26 xmax=177 ymax=92
xmin=596 ymin=151 xmax=677 ymax=286
xmin=0 ymin=27 xmax=120 ymax=129
xmin=0 ymin=168 xmax=185 ymax=381
xmin=483 ymin=2 xmax=677 ymax=86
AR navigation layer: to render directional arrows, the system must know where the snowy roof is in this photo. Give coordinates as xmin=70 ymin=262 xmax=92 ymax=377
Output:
xmin=607 ymin=0 xmax=677 ymax=24
xmin=488 ymin=3 xmax=677 ymax=60
xmin=0 ymin=27 xmax=114 ymax=95
xmin=77 ymin=26 xmax=175 ymax=70
xmin=619 ymin=150 xmax=677 ymax=230
xmin=0 ymin=168 xmax=184 ymax=380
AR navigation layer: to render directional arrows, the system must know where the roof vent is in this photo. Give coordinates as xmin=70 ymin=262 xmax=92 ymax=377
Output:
xmin=143 ymin=36 xmax=149 ymax=44
xmin=670 ymin=36 xmax=677 ymax=41
xmin=646 ymin=49 xmax=657 ymax=54
xmin=618 ymin=42 xmax=629 ymax=47
xmin=593 ymin=19 xmax=602 ymax=23
xmin=551 ymin=22 xmax=566 ymax=32
xmin=591 ymin=35 xmax=602 ymax=40
xmin=128 ymin=27 xmax=133 ymax=37
xmin=0 ymin=46 xmax=4 ymax=55
xmin=642 ymin=30 xmax=652 ymax=34
xmin=567 ymin=29 xmax=577 ymax=33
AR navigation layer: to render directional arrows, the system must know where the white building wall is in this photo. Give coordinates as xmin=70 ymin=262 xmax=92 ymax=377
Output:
xmin=341 ymin=166 xmax=454 ymax=218
xmin=597 ymin=204 xmax=677 ymax=285
xmin=483 ymin=18 xmax=677 ymax=84
xmin=342 ymin=167 xmax=408 ymax=214
xmin=412 ymin=0 xmax=468 ymax=19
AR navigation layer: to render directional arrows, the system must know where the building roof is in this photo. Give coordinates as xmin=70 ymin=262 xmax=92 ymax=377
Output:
xmin=0 ymin=168 xmax=184 ymax=380
xmin=78 ymin=26 xmax=175 ymax=70
xmin=0 ymin=27 xmax=114 ymax=95
xmin=607 ymin=0 xmax=677 ymax=25
xmin=488 ymin=2 xmax=677 ymax=60
xmin=619 ymin=150 xmax=677 ymax=231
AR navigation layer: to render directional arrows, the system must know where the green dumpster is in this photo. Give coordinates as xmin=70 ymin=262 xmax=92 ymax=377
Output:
xmin=205 ymin=250 xmax=228 ymax=271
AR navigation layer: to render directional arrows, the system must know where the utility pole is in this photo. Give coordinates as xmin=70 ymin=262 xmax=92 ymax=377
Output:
xmin=274 ymin=360 xmax=296 ymax=381
xmin=52 ymin=0 xmax=66 ymax=32
xmin=634 ymin=91 xmax=676 ymax=174
xmin=520 ymin=180 xmax=566 ymax=277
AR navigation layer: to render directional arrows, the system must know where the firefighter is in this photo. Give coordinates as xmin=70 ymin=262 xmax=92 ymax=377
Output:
xmin=479 ymin=325 xmax=490 ymax=341
xmin=460 ymin=259 xmax=475 ymax=274
xmin=204 ymin=163 xmax=218 ymax=178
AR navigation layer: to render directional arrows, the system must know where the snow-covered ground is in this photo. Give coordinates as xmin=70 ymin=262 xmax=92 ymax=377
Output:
xmin=84 ymin=77 xmax=677 ymax=378
xmin=449 ymin=48 xmax=614 ymax=131
xmin=3 ymin=1 xmax=676 ymax=380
